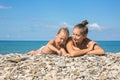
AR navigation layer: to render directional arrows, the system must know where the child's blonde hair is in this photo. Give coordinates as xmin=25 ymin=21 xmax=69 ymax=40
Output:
xmin=57 ymin=27 xmax=69 ymax=36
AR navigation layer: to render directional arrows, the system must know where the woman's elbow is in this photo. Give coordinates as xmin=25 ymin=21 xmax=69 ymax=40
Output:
xmin=101 ymin=49 xmax=105 ymax=55
xmin=68 ymin=52 xmax=76 ymax=57
xmin=69 ymin=52 xmax=82 ymax=57
xmin=70 ymin=54 xmax=75 ymax=57
xmin=97 ymin=49 xmax=105 ymax=55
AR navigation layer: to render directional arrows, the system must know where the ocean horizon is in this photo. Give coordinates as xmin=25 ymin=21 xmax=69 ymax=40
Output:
xmin=0 ymin=40 xmax=120 ymax=54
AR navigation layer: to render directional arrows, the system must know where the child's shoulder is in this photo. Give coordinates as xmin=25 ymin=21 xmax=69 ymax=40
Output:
xmin=48 ymin=39 xmax=56 ymax=44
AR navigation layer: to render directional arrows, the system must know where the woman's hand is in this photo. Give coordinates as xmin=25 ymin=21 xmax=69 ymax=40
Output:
xmin=72 ymin=46 xmax=80 ymax=50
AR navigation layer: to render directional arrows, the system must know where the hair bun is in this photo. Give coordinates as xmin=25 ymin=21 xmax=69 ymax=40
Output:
xmin=81 ymin=20 xmax=88 ymax=26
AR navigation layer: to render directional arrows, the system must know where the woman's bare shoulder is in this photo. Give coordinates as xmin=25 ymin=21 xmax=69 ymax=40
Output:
xmin=66 ymin=37 xmax=73 ymax=46
xmin=85 ymin=38 xmax=91 ymax=42
xmin=86 ymin=38 xmax=97 ymax=46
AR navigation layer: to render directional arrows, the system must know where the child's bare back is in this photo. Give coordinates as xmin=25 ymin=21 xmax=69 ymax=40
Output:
xmin=41 ymin=39 xmax=59 ymax=54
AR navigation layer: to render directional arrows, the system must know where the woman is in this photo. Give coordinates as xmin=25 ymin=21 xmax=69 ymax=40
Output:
xmin=66 ymin=20 xmax=105 ymax=57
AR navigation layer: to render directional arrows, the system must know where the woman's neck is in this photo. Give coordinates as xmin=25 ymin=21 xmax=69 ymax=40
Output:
xmin=74 ymin=38 xmax=86 ymax=47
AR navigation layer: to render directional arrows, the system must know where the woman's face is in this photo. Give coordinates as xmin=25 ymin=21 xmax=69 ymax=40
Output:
xmin=72 ymin=27 xmax=86 ymax=44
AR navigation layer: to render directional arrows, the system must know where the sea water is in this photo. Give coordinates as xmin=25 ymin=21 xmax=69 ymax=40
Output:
xmin=0 ymin=41 xmax=120 ymax=54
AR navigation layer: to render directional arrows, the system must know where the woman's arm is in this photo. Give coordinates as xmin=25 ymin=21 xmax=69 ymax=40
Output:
xmin=87 ymin=43 xmax=105 ymax=55
xmin=66 ymin=39 xmax=93 ymax=57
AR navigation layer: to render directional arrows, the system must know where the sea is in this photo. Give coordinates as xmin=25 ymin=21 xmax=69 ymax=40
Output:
xmin=0 ymin=40 xmax=120 ymax=54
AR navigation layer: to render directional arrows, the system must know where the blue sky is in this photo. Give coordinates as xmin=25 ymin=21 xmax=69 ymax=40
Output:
xmin=0 ymin=0 xmax=120 ymax=41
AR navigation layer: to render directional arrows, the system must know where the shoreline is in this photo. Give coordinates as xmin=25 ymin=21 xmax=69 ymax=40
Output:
xmin=0 ymin=53 xmax=120 ymax=80
xmin=1 ymin=52 xmax=120 ymax=55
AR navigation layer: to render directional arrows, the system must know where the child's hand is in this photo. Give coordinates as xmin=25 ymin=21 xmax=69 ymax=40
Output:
xmin=57 ymin=50 xmax=62 ymax=55
xmin=60 ymin=48 xmax=69 ymax=56
xmin=28 ymin=50 xmax=40 ymax=54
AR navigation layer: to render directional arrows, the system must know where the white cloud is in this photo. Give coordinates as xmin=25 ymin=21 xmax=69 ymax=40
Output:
xmin=88 ymin=23 xmax=102 ymax=31
xmin=0 ymin=4 xmax=12 ymax=9
xmin=32 ymin=23 xmax=57 ymax=28
xmin=60 ymin=22 xmax=73 ymax=28
xmin=32 ymin=22 xmax=73 ymax=29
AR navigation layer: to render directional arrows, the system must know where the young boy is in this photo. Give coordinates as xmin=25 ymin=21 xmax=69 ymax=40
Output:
xmin=29 ymin=27 xmax=69 ymax=56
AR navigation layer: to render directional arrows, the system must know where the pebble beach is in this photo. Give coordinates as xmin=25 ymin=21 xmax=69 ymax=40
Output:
xmin=0 ymin=52 xmax=120 ymax=80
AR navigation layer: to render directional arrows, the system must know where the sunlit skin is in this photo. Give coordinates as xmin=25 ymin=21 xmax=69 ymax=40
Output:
xmin=29 ymin=29 xmax=69 ymax=56
xmin=42 ymin=30 xmax=68 ymax=54
xmin=66 ymin=27 xmax=105 ymax=57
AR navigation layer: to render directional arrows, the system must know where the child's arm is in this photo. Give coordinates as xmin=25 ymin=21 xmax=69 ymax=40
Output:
xmin=60 ymin=48 xmax=70 ymax=56
xmin=28 ymin=46 xmax=44 ymax=54
xmin=47 ymin=40 xmax=61 ymax=54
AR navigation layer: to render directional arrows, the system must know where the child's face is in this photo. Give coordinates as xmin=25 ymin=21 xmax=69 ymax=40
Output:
xmin=56 ymin=31 xmax=68 ymax=46
xmin=72 ymin=27 xmax=86 ymax=43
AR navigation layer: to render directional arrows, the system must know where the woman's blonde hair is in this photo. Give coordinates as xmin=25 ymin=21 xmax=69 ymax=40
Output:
xmin=57 ymin=27 xmax=69 ymax=36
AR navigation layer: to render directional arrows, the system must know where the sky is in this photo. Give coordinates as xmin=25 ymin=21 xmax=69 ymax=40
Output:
xmin=0 ymin=0 xmax=120 ymax=41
